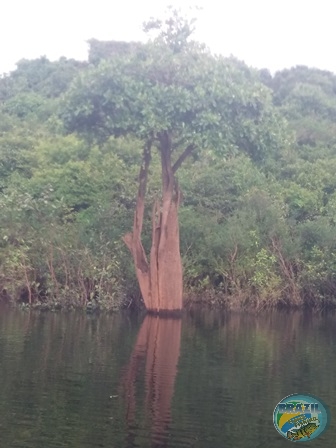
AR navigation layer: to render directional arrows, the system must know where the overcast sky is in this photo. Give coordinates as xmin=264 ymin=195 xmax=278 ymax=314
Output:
xmin=1 ymin=0 xmax=335 ymax=75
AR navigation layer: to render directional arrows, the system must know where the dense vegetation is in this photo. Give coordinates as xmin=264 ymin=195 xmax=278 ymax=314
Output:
xmin=1 ymin=15 xmax=336 ymax=311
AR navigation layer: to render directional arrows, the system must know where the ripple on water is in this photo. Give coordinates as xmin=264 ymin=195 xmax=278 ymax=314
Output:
xmin=0 ymin=310 xmax=336 ymax=447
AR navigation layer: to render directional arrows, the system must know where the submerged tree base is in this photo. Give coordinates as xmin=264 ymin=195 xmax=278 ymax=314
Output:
xmin=146 ymin=308 xmax=183 ymax=318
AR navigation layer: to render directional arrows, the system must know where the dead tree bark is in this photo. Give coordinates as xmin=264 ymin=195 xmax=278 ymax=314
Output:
xmin=123 ymin=134 xmax=192 ymax=314
xmin=123 ymin=140 xmax=152 ymax=308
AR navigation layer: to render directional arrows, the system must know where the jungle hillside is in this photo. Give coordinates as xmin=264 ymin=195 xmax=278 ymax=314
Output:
xmin=1 ymin=14 xmax=336 ymax=311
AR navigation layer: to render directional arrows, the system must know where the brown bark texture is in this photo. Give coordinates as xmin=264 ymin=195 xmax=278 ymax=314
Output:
xmin=123 ymin=134 xmax=185 ymax=313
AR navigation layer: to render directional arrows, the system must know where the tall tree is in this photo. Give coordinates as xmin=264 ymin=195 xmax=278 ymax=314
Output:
xmin=61 ymin=10 xmax=287 ymax=313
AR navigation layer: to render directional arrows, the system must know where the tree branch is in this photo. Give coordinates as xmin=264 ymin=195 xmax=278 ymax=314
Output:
xmin=159 ymin=131 xmax=173 ymax=194
xmin=172 ymin=144 xmax=196 ymax=173
xmin=133 ymin=139 xmax=152 ymax=240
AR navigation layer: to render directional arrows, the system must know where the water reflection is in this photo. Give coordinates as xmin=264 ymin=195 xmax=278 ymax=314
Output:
xmin=122 ymin=316 xmax=181 ymax=447
xmin=1 ymin=309 xmax=336 ymax=447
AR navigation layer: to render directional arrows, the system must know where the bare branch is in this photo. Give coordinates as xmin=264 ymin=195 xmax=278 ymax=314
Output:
xmin=133 ymin=139 xmax=152 ymax=240
xmin=172 ymin=144 xmax=195 ymax=173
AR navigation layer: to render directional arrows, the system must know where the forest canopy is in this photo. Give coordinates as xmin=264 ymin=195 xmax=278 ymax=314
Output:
xmin=1 ymin=11 xmax=336 ymax=310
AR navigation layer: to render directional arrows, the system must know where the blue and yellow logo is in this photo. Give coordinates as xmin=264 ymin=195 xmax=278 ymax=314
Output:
xmin=273 ymin=394 xmax=330 ymax=442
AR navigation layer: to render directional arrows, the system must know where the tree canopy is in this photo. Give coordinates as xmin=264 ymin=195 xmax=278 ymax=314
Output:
xmin=63 ymin=30 xmax=287 ymax=164
xmin=1 ymin=10 xmax=336 ymax=310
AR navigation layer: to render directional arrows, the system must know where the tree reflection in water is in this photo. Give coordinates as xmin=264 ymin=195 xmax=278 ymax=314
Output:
xmin=121 ymin=316 xmax=182 ymax=447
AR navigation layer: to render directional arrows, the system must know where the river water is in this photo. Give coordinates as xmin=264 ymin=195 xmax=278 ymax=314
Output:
xmin=0 ymin=307 xmax=335 ymax=447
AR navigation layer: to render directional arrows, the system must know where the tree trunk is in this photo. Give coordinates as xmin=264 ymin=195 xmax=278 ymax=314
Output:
xmin=123 ymin=134 xmax=183 ymax=314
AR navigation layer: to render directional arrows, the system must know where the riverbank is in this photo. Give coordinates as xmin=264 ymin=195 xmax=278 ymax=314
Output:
xmin=3 ymin=286 xmax=336 ymax=313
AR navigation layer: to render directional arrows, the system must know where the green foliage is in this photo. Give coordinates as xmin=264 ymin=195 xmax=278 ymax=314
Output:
xmin=0 ymin=188 xmax=128 ymax=309
xmin=62 ymin=24 xmax=287 ymax=163
xmin=0 ymin=56 xmax=87 ymax=99
xmin=264 ymin=65 xmax=336 ymax=148
xmin=1 ymin=10 xmax=336 ymax=309
xmin=143 ymin=7 xmax=199 ymax=53
xmin=87 ymin=39 xmax=142 ymax=65
xmin=3 ymin=92 xmax=46 ymax=118
xmin=0 ymin=132 xmax=36 ymax=191
xmin=250 ymin=249 xmax=281 ymax=304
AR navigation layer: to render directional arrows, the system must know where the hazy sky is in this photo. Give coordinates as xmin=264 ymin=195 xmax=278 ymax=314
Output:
xmin=1 ymin=0 xmax=335 ymax=75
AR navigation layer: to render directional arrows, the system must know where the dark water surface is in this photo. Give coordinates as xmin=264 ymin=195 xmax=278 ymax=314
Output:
xmin=0 ymin=307 xmax=335 ymax=448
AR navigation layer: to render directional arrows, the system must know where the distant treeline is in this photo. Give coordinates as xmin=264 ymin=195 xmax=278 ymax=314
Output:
xmin=1 ymin=35 xmax=336 ymax=310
